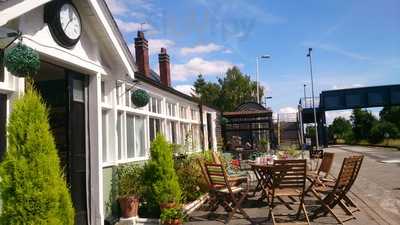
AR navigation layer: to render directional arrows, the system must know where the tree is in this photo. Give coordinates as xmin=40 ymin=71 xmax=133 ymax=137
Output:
xmin=193 ymin=74 xmax=221 ymax=109
xmin=369 ymin=121 xmax=399 ymax=144
xmin=350 ymin=108 xmax=378 ymax=141
xmin=380 ymin=106 xmax=400 ymax=129
xmin=328 ymin=117 xmax=353 ymax=141
xmin=0 ymin=86 xmax=74 ymax=225
xmin=192 ymin=67 xmax=263 ymax=112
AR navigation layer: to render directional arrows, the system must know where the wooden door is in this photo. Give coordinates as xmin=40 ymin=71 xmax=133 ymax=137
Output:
xmin=67 ymin=71 xmax=88 ymax=225
xmin=0 ymin=94 xmax=6 ymax=160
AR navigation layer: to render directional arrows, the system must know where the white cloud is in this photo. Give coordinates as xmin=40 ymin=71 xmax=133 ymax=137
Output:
xmin=115 ymin=19 xmax=155 ymax=33
xmin=105 ymin=0 xmax=128 ymax=15
xmin=180 ymin=43 xmax=225 ymax=55
xmin=129 ymin=39 xmax=175 ymax=56
xmin=171 ymin=57 xmax=235 ymax=81
xmin=279 ymin=107 xmax=298 ymax=114
xmin=223 ymin=49 xmax=233 ymax=54
xmin=325 ymin=110 xmax=352 ymax=125
xmin=332 ymin=84 xmax=363 ymax=90
xmin=174 ymin=85 xmax=196 ymax=96
xmin=148 ymin=39 xmax=175 ymax=55
xmin=302 ymin=42 xmax=371 ymax=61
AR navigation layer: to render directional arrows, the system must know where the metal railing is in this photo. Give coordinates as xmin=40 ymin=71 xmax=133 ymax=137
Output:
xmin=299 ymin=97 xmax=320 ymax=109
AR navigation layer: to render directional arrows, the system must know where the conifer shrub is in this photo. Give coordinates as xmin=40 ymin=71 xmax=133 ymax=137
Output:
xmin=141 ymin=134 xmax=182 ymax=217
xmin=0 ymin=85 xmax=75 ymax=225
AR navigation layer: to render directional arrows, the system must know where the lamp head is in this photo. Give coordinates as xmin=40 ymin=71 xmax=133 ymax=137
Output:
xmin=260 ymin=55 xmax=271 ymax=59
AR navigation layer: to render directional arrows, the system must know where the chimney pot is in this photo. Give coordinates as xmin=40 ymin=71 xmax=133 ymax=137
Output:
xmin=134 ymin=31 xmax=150 ymax=77
xmin=159 ymin=48 xmax=171 ymax=87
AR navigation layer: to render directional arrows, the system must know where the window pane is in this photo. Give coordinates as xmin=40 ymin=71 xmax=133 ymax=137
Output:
xmin=102 ymin=111 xmax=107 ymax=162
xmin=117 ymin=112 xmax=123 ymax=160
xmin=149 ymin=118 xmax=161 ymax=142
xmin=135 ymin=116 xmax=146 ymax=157
xmin=171 ymin=121 xmax=177 ymax=143
xmin=126 ymin=114 xmax=135 ymax=158
xmin=149 ymin=118 xmax=155 ymax=141
xmin=157 ymin=99 xmax=162 ymax=113
xmin=101 ymin=81 xmax=106 ymax=103
xmin=151 ymin=97 xmax=157 ymax=112
xmin=125 ymin=89 xmax=130 ymax=107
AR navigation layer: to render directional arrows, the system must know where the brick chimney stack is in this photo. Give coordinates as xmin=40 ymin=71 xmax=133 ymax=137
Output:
xmin=159 ymin=48 xmax=171 ymax=87
xmin=134 ymin=31 xmax=150 ymax=77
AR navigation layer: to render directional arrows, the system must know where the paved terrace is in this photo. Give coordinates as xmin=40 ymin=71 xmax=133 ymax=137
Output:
xmin=187 ymin=145 xmax=400 ymax=225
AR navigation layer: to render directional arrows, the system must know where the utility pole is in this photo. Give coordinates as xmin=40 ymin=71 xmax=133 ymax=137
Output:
xmin=307 ymin=48 xmax=319 ymax=149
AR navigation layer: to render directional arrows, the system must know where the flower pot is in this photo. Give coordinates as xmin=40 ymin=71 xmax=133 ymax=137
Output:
xmin=118 ymin=196 xmax=139 ymax=218
xmin=159 ymin=202 xmax=176 ymax=210
xmin=163 ymin=219 xmax=182 ymax=225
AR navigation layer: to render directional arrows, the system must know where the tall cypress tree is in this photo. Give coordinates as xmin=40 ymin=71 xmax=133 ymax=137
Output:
xmin=0 ymin=85 xmax=74 ymax=225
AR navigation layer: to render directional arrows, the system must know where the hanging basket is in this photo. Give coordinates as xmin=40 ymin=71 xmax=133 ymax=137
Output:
xmin=131 ymin=89 xmax=150 ymax=107
xmin=4 ymin=43 xmax=40 ymax=78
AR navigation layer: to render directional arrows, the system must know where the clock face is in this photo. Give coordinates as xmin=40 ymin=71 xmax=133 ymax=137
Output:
xmin=59 ymin=3 xmax=81 ymax=40
xmin=45 ymin=1 xmax=82 ymax=48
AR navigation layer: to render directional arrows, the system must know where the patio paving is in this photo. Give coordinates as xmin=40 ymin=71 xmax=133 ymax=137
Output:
xmin=187 ymin=145 xmax=400 ymax=225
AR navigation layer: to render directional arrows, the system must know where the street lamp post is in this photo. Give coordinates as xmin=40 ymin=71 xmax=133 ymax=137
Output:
xmin=303 ymin=84 xmax=307 ymax=108
xmin=306 ymin=48 xmax=319 ymax=149
xmin=256 ymin=55 xmax=271 ymax=104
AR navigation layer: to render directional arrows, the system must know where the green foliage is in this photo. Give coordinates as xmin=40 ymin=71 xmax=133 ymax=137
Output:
xmin=259 ymin=138 xmax=269 ymax=151
xmin=328 ymin=117 xmax=353 ymax=142
xmin=193 ymin=67 xmax=263 ymax=111
xmin=141 ymin=134 xmax=182 ymax=217
xmin=116 ymin=164 xmax=143 ymax=197
xmin=5 ymin=43 xmax=40 ymax=77
xmin=174 ymin=152 xmax=212 ymax=203
xmin=0 ymin=86 xmax=74 ymax=225
xmin=350 ymin=109 xmax=378 ymax=141
xmin=160 ymin=208 xmax=186 ymax=224
xmin=380 ymin=106 xmax=400 ymax=130
xmin=369 ymin=121 xmax=399 ymax=144
xmin=131 ymin=89 xmax=150 ymax=107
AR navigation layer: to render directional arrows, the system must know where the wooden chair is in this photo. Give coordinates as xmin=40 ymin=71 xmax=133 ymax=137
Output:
xmin=267 ymin=159 xmax=311 ymax=225
xmin=204 ymin=163 xmax=253 ymax=224
xmin=309 ymin=155 xmax=364 ymax=224
xmin=212 ymin=151 xmax=222 ymax=164
xmin=305 ymin=152 xmax=335 ymax=194
xmin=319 ymin=155 xmax=364 ymax=215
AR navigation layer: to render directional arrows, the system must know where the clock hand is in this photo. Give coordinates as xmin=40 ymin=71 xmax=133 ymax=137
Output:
xmin=64 ymin=20 xmax=72 ymax=30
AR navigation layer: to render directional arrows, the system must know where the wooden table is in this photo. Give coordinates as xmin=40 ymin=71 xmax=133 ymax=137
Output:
xmin=249 ymin=163 xmax=274 ymax=200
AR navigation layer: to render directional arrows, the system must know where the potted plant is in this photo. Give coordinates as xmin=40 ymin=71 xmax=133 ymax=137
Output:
xmin=160 ymin=208 xmax=186 ymax=225
xmin=142 ymin=134 xmax=182 ymax=216
xmin=116 ymin=164 xmax=143 ymax=218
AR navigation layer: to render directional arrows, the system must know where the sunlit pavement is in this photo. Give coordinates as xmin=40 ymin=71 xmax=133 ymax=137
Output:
xmin=187 ymin=145 xmax=400 ymax=225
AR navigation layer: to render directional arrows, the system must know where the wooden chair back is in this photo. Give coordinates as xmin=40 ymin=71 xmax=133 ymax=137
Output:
xmin=273 ymin=159 xmax=307 ymax=190
xmin=333 ymin=156 xmax=363 ymax=191
xmin=345 ymin=155 xmax=364 ymax=191
xmin=212 ymin=151 xmax=222 ymax=164
xmin=205 ymin=163 xmax=230 ymax=189
xmin=197 ymin=158 xmax=211 ymax=186
xmin=318 ymin=152 xmax=335 ymax=177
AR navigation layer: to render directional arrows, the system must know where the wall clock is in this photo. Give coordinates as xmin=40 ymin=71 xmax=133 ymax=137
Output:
xmin=45 ymin=1 xmax=82 ymax=48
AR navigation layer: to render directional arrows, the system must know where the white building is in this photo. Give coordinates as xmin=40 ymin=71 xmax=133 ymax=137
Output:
xmin=0 ymin=1 xmax=219 ymax=224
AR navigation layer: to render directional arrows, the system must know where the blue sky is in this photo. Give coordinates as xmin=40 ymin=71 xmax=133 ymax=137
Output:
xmin=105 ymin=0 xmax=400 ymax=122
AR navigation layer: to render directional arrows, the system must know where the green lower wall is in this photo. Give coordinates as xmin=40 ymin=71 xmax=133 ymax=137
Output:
xmin=103 ymin=166 xmax=119 ymax=219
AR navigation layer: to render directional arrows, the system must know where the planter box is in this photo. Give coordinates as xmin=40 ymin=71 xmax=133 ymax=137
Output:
xmin=116 ymin=193 xmax=209 ymax=225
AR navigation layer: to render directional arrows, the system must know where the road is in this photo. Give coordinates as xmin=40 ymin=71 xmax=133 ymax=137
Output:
xmin=326 ymin=145 xmax=400 ymax=225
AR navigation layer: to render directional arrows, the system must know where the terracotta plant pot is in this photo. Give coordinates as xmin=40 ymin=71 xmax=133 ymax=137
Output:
xmin=159 ymin=202 xmax=176 ymax=210
xmin=163 ymin=219 xmax=182 ymax=225
xmin=118 ymin=196 xmax=139 ymax=218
